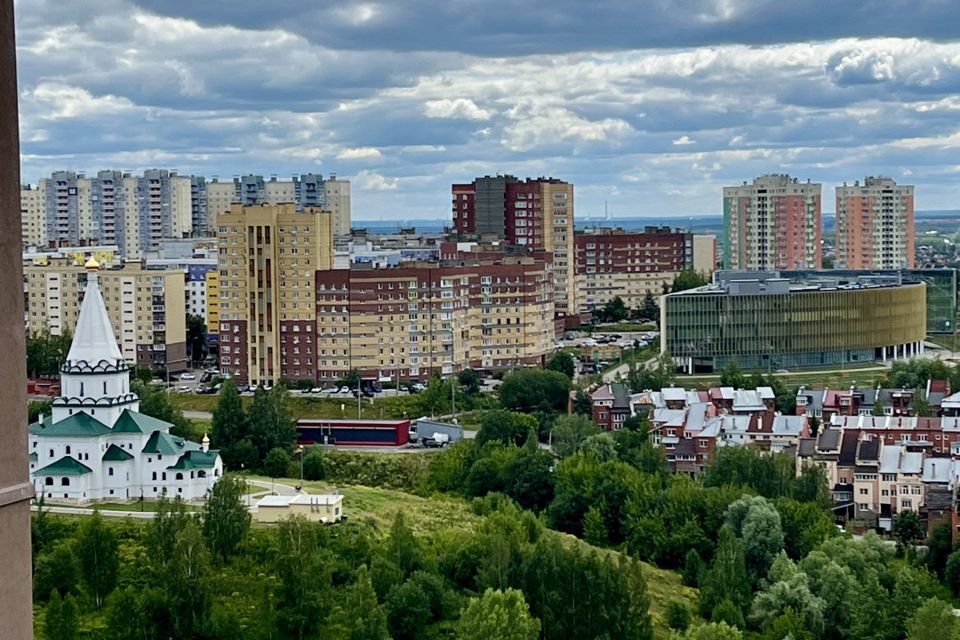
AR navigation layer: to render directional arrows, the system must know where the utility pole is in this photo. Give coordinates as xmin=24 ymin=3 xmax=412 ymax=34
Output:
xmin=451 ymin=375 xmax=457 ymax=423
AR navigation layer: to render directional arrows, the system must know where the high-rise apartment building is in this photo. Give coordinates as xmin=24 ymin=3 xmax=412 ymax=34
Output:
xmin=723 ymin=174 xmax=822 ymax=270
xmin=574 ymin=227 xmax=716 ymax=310
xmin=20 ymin=183 xmax=44 ymax=246
xmin=24 ymin=257 xmax=187 ymax=372
xmin=452 ymin=175 xmax=576 ymax=314
xmin=32 ymin=170 xmax=196 ymax=259
xmin=836 ymin=177 xmax=915 ymax=269
xmin=216 ymin=204 xmax=334 ymax=386
xmin=206 ymin=174 xmax=351 ymax=237
xmin=313 ymin=257 xmax=554 ymax=384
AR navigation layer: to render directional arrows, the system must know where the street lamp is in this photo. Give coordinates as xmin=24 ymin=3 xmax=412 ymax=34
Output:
xmin=296 ymin=445 xmax=304 ymax=491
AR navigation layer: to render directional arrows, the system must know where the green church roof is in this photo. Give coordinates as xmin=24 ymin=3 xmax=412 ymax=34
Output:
xmin=41 ymin=412 xmax=112 ymax=438
xmin=33 ymin=456 xmax=93 ymax=477
xmin=102 ymin=444 xmax=135 ymax=461
xmin=28 ymin=414 xmax=53 ymax=435
xmin=168 ymin=449 xmax=220 ymax=471
xmin=142 ymin=431 xmax=202 ymax=456
xmin=112 ymin=410 xmax=171 ymax=434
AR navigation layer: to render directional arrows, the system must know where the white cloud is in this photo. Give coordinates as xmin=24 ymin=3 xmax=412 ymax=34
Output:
xmin=336 ymin=146 xmax=383 ymax=160
xmin=423 ymin=98 xmax=492 ymax=121
xmin=673 ymin=135 xmax=696 ymax=146
xmin=501 ymin=104 xmax=632 ymax=151
xmin=353 ymin=170 xmax=399 ymax=190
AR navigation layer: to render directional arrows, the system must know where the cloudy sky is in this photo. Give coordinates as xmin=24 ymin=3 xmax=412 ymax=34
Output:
xmin=14 ymin=1 xmax=960 ymax=220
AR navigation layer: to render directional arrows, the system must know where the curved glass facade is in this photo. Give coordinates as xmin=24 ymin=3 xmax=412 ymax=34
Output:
xmin=664 ymin=282 xmax=927 ymax=371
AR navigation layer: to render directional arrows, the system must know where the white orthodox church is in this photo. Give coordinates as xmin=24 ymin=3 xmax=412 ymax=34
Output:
xmin=29 ymin=258 xmax=223 ymax=503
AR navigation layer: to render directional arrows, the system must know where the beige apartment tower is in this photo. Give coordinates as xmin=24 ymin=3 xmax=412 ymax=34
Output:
xmin=24 ymin=258 xmax=188 ymax=372
xmin=836 ymin=177 xmax=915 ymax=270
xmin=216 ymin=203 xmax=334 ymax=385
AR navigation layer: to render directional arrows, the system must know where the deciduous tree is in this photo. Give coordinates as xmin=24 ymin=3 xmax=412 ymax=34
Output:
xmin=457 ymin=588 xmax=540 ymax=640
xmin=201 ymin=473 xmax=251 ymax=562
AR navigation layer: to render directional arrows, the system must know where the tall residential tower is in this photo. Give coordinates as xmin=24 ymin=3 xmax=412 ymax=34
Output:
xmin=723 ymin=174 xmax=822 ymax=270
xmin=836 ymin=177 xmax=915 ymax=269
xmin=452 ymin=175 xmax=575 ymax=314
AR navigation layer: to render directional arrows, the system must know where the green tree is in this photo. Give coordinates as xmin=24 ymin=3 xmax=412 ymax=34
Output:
xmin=458 ymin=367 xmax=482 ymax=395
xmin=264 ymin=447 xmax=292 ymax=478
xmin=186 ymin=314 xmax=207 ymax=366
xmin=339 ymin=566 xmax=390 ymax=640
xmin=699 ymin=526 xmax=751 ymax=619
xmin=665 ymin=600 xmax=691 ymax=631
xmin=599 ymin=295 xmax=629 ymax=322
xmin=248 ymin=385 xmax=296 ymax=460
xmin=75 ymin=511 xmax=119 ymax=608
xmin=682 ymin=622 xmax=742 ymax=640
xmin=893 ymin=510 xmax=925 ymax=549
xmin=210 ymin=378 xmax=249 ymax=469
xmin=719 ymin=360 xmax=746 ymax=389
xmin=546 ymin=351 xmax=576 ymax=379
xmin=639 ymin=292 xmax=659 ymax=322
xmin=44 ymin=590 xmax=79 ymax=640
xmin=33 ymin=541 xmax=80 ymax=602
xmin=925 ymin=523 xmax=954 ymax=579
xmin=725 ymin=495 xmax=784 ymax=583
xmin=763 ymin=607 xmax=815 ymax=640
xmin=670 ymin=268 xmax=708 ymax=293
xmin=201 ymin=473 xmax=251 ymax=562
xmin=386 ymin=577 xmax=433 ymax=640
xmin=103 ymin=588 xmax=151 ymax=640
xmin=132 ymin=380 xmax=193 ymax=438
xmin=583 ymin=506 xmax=609 ymax=546
xmin=499 ymin=368 xmax=571 ymax=414
xmin=302 ymin=448 xmax=327 ymax=480
xmin=946 ymin=550 xmax=960 ymax=596
xmin=274 ymin=516 xmax=330 ymax=640
xmin=551 ymin=413 xmax=600 ymax=458
xmin=457 ymin=588 xmax=540 ymax=640
xmin=906 ymin=597 xmax=958 ymax=640
xmin=476 ymin=410 xmax=540 ymax=448
xmin=162 ymin=519 xmax=214 ymax=638
xmin=572 ymin=388 xmax=593 ymax=416
xmin=872 ymin=397 xmax=885 ymax=416
xmin=913 ymin=389 xmax=933 ymax=417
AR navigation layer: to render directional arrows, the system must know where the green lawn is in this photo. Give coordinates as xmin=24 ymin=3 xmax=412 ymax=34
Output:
xmin=174 ymin=393 xmax=403 ymax=420
xmin=594 ymin=322 xmax=658 ymax=332
xmin=677 ymin=362 xmax=891 ymax=390
xmin=83 ymin=501 xmax=200 ymax=512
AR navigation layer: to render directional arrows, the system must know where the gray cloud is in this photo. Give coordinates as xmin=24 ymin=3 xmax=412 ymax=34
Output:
xmin=14 ymin=1 xmax=960 ymax=218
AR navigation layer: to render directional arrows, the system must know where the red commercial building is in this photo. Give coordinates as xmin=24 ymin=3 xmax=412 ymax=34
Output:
xmin=297 ymin=418 xmax=410 ymax=447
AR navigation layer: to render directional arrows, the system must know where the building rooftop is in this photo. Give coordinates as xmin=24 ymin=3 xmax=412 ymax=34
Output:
xmin=669 ymin=270 xmax=923 ymax=297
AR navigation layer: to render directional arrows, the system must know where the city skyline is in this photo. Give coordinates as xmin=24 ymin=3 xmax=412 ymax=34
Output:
xmin=16 ymin=1 xmax=960 ymax=219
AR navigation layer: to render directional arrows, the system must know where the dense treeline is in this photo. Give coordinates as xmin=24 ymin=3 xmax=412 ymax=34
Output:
xmin=32 ymin=477 xmax=652 ymax=640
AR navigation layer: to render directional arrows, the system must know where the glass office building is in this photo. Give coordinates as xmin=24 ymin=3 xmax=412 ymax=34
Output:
xmin=782 ymin=269 xmax=955 ymax=335
xmin=663 ymin=272 xmax=927 ymax=373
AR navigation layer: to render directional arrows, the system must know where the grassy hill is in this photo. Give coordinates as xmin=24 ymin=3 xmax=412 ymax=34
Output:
xmin=254 ymin=476 xmax=700 ymax=638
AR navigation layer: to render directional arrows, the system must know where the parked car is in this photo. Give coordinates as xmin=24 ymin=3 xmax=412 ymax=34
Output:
xmin=179 ymin=372 xmax=196 ymax=380
xmin=310 ymin=387 xmax=322 ymax=393
xmin=338 ymin=386 xmax=351 ymax=394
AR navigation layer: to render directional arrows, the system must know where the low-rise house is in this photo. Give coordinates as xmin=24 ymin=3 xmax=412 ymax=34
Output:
xmin=591 ymin=383 xmax=632 ymax=430
xmin=254 ymin=492 xmax=345 ymax=524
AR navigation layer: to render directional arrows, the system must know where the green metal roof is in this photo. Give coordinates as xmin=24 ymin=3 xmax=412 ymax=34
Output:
xmin=112 ymin=410 xmax=171 ymax=434
xmin=28 ymin=415 xmax=53 ymax=435
xmin=102 ymin=444 xmax=134 ymax=461
xmin=142 ymin=430 xmax=202 ymax=456
xmin=168 ymin=449 xmax=220 ymax=471
xmin=33 ymin=456 xmax=93 ymax=477
xmin=41 ymin=412 xmax=112 ymax=438
xmin=29 ymin=452 xmax=38 ymax=462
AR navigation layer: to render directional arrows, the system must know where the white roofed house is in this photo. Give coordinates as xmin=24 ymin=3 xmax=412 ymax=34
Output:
xmin=28 ymin=258 xmax=223 ymax=503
